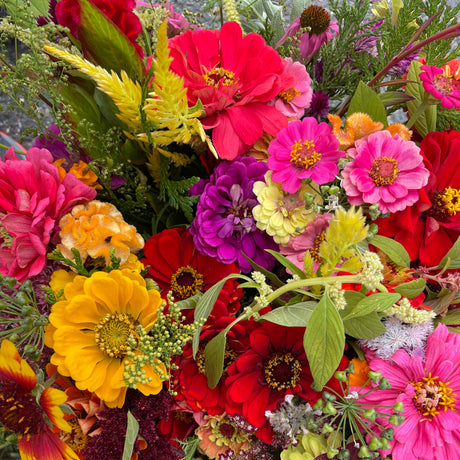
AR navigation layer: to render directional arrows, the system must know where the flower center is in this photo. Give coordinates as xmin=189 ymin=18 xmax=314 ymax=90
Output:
xmin=290 ymin=139 xmax=322 ymax=170
xmin=369 ymin=157 xmax=399 ymax=186
xmin=264 ymin=352 xmax=302 ymax=391
xmin=60 ymin=418 xmax=89 ymax=453
xmin=309 ymin=230 xmax=326 ymax=262
xmin=215 ymin=419 xmax=236 ymax=441
xmin=411 ymin=373 xmax=455 ymax=420
xmin=428 ymin=187 xmax=460 ymax=222
xmin=279 ymin=87 xmax=301 ymax=103
xmin=170 ymin=265 xmax=204 ymax=300
xmin=433 ymin=74 xmax=454 ymax=95
xmin=196 ymin=343 xmax=238 ymax=375
xmin=0 ymin=382 xmax=45 ymax=436
xmin=94 ymin=313 xmax=136 ymax=358
xmin=204 ymin=67 xmax=236 ymax=87
xmin=300 ymin=5 xmax=331 ymax=35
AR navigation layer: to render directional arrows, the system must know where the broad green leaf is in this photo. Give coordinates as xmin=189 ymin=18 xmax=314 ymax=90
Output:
xmin=393 ymin=278 xmax=426 ymax=299
xmin=122 ymin=411 xmax=139 ymax=460
xmin=424 ymin=290 xmax=456 ymax=315
xmin=378 ymin=91 xmax=414 ymax=108
xmin=77 ymin=0 xmax=146 ymax=80
xmin=344 ymin=313 xmax=386 ymax=339
xmin=342 ymin=292 xmax=401 ymax=321
xmin=304 ymin=293 xmax=345 ymax=390
xmin=205 ymin=331 xmax=227 ymax=389
xmin=406 ymin=61 xmax=437 ymax=138
xmin=347 ymin=81 xmax=388 ymax=127
xmin=370 ymin=234 xmax=410 ymax=267
xmin=175 ymin=292 xmax=203 ymax=310
xmin=260 ymin=302 xmax=317 ymax=327
xmin=439 ymin=308 xmax=460 ymax=325
xmin=438 ymin=236 xmax=460 ymax=269
xmin=291 ymin=0 xmax=311 ymax=22
xmin=265 ymin=249 xmax=306 ymax=279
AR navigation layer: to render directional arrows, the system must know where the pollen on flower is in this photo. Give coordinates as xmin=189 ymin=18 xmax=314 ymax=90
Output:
xmin=170 ymin=265 xmax=204 ymax=300
xmin=204 ymin=67 xmax=236 ymax=87
xmin=278 ymin=87 xmax=301 ymax=103
xmin=369 ymin=157 xmax=400 ymax=186
xmin=264 ymin=352 xmax=302 ymax=390
xmin=290 ymin=139 xmax=322 ymax=169
xmin=429 ymin=187 xmax=460 ymax=222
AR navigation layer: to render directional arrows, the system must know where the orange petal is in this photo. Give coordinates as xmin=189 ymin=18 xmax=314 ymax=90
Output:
xmin=0 ymin=340 xmax=37 ymax=390
xmin=386 ymin=123 xmax=412 ymax=141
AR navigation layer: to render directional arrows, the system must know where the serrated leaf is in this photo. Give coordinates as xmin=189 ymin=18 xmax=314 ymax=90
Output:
xmin=347 ymin=81 xmax=388 ymax=127
xmin=440 ymin=308 xmax=460 ymax=325
xmin=342 ymin=292 xmax=401 ymax=321
xmin=344 ymin=312 xmax=386 ymax=339
xmin=265 ymin=249 xmax=305 ymax=279
xmin=122 ymin=411 xmax=139 ymax=460
xmin=438 ymin=236 xmax=460 ymax=269
xmin=304 ymin=293 xmax=345 ymax=390
xmin=393 ymin=278 xmax=426 ymax=299
xmin=290 ymin=0 xmax=311 ymax=22
xmin=77 ymin=0 xmax=146 ymax=80
xmin=406 ymin=61 xmax=437 ymax=138
xmin=370 ymin=234 xmax=410 ymax=267
xmin=260 ymin=302 xmax=317 ymax=327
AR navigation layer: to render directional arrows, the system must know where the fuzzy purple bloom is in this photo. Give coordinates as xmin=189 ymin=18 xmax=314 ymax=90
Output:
xmin=190 ymin=157 xmax=278 ymax=272
xmin=304 ymin=91 xmax=330 ymax=121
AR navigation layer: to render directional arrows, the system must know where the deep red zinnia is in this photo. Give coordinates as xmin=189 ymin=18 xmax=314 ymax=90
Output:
xmin=168 ymin=21 xmax=292 ymax=160
xmin=377 ymin=130 xmax=460 ymax=267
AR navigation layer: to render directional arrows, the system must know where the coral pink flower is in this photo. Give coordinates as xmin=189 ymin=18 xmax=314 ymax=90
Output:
xmin=419 ymin=64 xmax=460 ymax=109
xmin=268 ymin=58 xmax=313 ymax=119
xmin=168 ymin=21 xmax=291 ymax=160
xmin=341 ymin=131 xmax=429 ymax=213
xmin=0 ymin=148 xmax=96 ymax=281
xmin=267 ymin=117 xmax=344 ymax=193
xmin=359 ymin=324 xmax=460 ymax=460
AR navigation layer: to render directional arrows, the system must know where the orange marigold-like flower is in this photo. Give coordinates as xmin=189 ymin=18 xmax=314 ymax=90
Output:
xmin=54 ymin=159 xmax=102 ymax=190
xmin=57 ymin=200 xmax=144 ymax=267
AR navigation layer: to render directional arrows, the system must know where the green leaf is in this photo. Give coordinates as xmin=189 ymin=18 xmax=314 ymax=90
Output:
xmin=439 ymin=308 xmax=460 ymax=325
xmin=77 ymin=0 xmax=146 ymax=80
xmin=260 ymin=302 xmax=317 ymax=327
xmin=370 ymin=234 xmax=410 ymax=267
xmin=4 ymin=0 xmax=49 ymax=26
xmin=342 ymin=292 xmax=401 ymax=321
xmin=378 ymin=91 xmax=414 ymax=108
xmin=347 ymin=81 xmax=388 ymax=127
xmin=122 ymin=411 xmax=139 ymax=460
xmin=290 ymin=0 xmax=311 ymax=22
xmin=175 ymin=292 xmax=203 ymax=310
xmin=304 ymin=293 xmax=345 ymax=390
xmin=265 ymin=249 xmax=306 ymax=279
xmin=406 ymin=61 xmax=437 ymax=138
xmin=424 ymin=290 xmax=456 ymax=315
xmin=204 ymin=331 xmax=227 ymax=389
xmin=438 ymin=236 xmax=460 ymax=269
xmin=344 ymin=313 xmax=386 ymax=339
xmin=393 ymin=278 xmax=426 ymax=299
xmin=242 ymin=254 xmax=284 ymax=288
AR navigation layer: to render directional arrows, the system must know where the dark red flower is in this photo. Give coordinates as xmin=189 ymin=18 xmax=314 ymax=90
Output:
xmin=224 ymin=321 xmax=348 ymax=443
xmin=377 ymin=130 xmax=460 ymax=267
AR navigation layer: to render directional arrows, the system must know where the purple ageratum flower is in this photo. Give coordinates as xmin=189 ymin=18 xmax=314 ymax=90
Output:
xmin=190 ymin=157 xmax=278 ymax=272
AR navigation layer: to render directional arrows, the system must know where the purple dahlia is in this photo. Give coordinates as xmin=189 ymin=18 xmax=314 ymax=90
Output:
xmin=190 ymin=157 xmax=278 ymax=272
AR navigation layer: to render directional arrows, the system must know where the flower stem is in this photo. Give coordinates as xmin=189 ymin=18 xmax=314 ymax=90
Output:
xmin=406 ymin=101 xmax=429 ymax=130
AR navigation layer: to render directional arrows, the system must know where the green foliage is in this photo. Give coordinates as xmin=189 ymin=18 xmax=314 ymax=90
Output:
xmin=259 ymin=301 xmax=316 ymax=327
xmin=347 ymin=81 xmax=388 ymax=126
xmin=122 ymin=411 xmax=140 ymax=460
xmin=438 ymin=236 xmax=460 ymax=269
xmin=370 ymin=235 xmax=411 ymax=267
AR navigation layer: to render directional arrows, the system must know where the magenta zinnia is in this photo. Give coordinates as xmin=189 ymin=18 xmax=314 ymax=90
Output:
xmin=267 ymin=117 xmax=344 ymax=193
xmin=341 ymin=131 xmax=429 ymax=213
xmin=419 ymin=64 xmax=460 ymax=109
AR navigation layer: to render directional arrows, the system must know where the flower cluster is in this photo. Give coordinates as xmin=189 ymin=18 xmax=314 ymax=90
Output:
xmin=0 ymin=0 xmax=460 ymax=459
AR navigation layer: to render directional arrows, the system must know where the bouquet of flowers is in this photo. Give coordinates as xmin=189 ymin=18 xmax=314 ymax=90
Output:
xmin=0 ymin=0 xmax=459 ymax=459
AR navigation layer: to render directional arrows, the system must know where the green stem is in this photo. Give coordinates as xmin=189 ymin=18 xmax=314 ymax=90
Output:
xmin=406 ymin=101 xmax=430 ymax=130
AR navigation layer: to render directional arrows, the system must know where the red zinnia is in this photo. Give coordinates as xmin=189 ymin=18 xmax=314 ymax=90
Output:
xmin=224 ymin=322 xmax=348 ymax=443
xmin=377 ymin=130 xmax=460 ymax=267
xmin=168 ymin=21 xmax=292 ymax=160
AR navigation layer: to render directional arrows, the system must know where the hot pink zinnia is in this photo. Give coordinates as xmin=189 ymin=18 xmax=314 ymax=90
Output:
xmin=0 ymin=147 xmax=96 ymax=281
xmin=358 ymin=324 xmax=460 ymax=460
xmin=267 ymin=117 xmax=344 ymax=193
xmin=419 ymin=64 xmax=460 ymax=109
xmin=341 ymin=131 xmax=429 ymax=213
xmin=168 ymin=21 xmax=292 ymax=160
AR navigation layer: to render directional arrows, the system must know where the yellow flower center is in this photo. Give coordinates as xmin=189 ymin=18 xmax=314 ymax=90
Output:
xmin=60 ymin=418 xmax=88 ymax=453
xmin=429 ymin=187 xmax=460 ymax=222
xmin=279 ymin=87 xmax=301 ymax=103
xmin=433 ymin=74 xmax=455 ymax=95
xmin=411 ymin=372 xmax=455 ymax=420
xmin=204 ymin=67 xmax=236 ymax=87
xmin=94 ymin=313 xmax=136 ymax=358
xmin=300 ymin=5 xmax=331 ymax=35
xmin=290 ymin=139 xmax=322 ymax=169
xmin=170 ymin=265 xmax=205 ymax=300
xmin=264 ymin=352 xmax=302 ymax=391
xmin=369 ymin=157 xmax=399 ymax=186
xmin=309 ymin=230 xmax=326 ymax=262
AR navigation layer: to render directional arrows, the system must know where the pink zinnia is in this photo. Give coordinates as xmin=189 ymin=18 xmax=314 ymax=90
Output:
xmin=341 ymin=131 xmax=429 ymax=213
xmin=267 ymin=117 xmax=344 ymax=193
xmin=358 ymin=324 xmax=460 ymax=460
xmin=168 ymin=21 xmax=291 ymax=160
xmin=419 ymin=64 xmax=460 ymax=109
xmin=0 ymin=148 xmax=96 ymax=281
xmin=268 ymin=58 xmax=313 ymax=119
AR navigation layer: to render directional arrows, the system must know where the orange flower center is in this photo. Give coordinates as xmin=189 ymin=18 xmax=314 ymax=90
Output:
xmin=279 ymin=87 xmax=301 ymax=103
xmin=411 ymin=373 xmax=455 ymax=420
xmin=204 ymin=67 xmax=236 ymax=87
xmin=0 ymin=382 xmax=44 ymax=436
xmin=309 ymin=230 xmax=326 ymax=262
xmin=94 ymin=313 xmax=136 ymax=358
xmin=300 ymin=5 xmax=331 ymax=35
xmin=264 ymin=352 xmax=302 ymax=390
xmin=290 ymin=139 xmax=322 ymax=169
xmin=369 ymin=157 xmax=399 ymax=186
xmin=434 ymin=74 xmax=455 ymax=95
xmin=429 ymin=187 xmax=460 ymax=222
xmin=60 ymin=418 xmax=88 ymax=453
xmin=170 ymin=265 xmax=204 ymax=300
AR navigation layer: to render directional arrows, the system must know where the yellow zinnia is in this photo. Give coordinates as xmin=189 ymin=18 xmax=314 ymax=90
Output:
xmin=45 ymin=269 xmax=165 ymax=408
